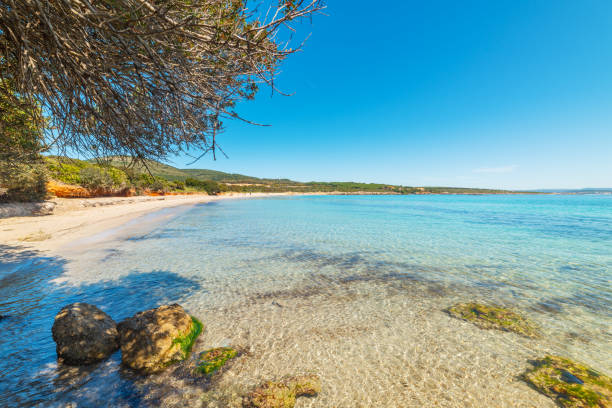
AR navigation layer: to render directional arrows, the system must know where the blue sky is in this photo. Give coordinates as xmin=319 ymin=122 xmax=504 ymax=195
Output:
xmin=171 ymin=0 xmax=612 ymax=190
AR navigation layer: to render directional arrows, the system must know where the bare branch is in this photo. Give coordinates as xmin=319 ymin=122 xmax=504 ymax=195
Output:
xmin=0 ymin=0 xmax=325 ymax=163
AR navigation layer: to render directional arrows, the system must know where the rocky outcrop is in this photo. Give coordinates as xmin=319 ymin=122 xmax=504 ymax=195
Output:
xmin=244 ymin=375 xmax=321 ymax=408
xmin=51 ymin=303 xmax=119 ymax=365
xmin=117 ymin=304 xmax=202 ymax=373
xmin=523 ymin=355 xmax=611 ymax=408
xmin=445 ymin=302 xmax=539 ymax=338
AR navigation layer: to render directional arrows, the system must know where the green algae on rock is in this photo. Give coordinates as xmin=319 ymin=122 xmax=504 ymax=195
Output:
xmin=117 ymin=304 xmax=203 ymax=373
xmin=196 ymin=347 xmax=237 ymax=376
xmin=173 ymin=316 xmax=204 ymax=358
xmin=523 ymin=356 xmax=612 ymax=408
xmin=445 ymin=302 xmax=539 ymax=338
xmin=244 ymin=374 xmax=321 ymax=408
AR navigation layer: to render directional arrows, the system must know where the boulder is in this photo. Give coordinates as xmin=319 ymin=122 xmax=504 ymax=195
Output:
xmin=51 ymin=303 xmax=119 ymax=365
xmin=244 ymin=375 xmax=321 ymax=408
xmin=117 ymin=304 xmax=202 ymax=373
xmin=523 ymin=355 xmax=611 ymax=408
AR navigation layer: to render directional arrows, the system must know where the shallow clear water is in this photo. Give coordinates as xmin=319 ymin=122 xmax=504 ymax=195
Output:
xmin=1 ymin=194 xmax=611 ymax=407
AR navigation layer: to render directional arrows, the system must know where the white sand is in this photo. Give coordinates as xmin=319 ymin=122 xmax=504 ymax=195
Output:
xmin=0 ymin=193 xmax=297 ymax=253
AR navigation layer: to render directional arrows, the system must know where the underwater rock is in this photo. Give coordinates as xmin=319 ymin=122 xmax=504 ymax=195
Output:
xmin=196 ymin=347 xmax=238 ymax=376
xmin=244 ymin=374 xmax=321 ymax=408
xmin=523 ymin=355 xmax=612 ymax=408
xmin=51 ymin=303 xmax=119 ymax=365
xmin=445 ymin=302 xmax=539 ymax=338
xmin=117 ymin=304 xmax=203 ymax=373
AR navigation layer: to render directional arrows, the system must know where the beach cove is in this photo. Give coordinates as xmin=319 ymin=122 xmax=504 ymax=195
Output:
xmin=0 ymin=194 xmax=610 ymax=407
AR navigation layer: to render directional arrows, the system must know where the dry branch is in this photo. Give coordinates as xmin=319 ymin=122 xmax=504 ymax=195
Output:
xmin=0 ymin=0 xmax=325 ymax=162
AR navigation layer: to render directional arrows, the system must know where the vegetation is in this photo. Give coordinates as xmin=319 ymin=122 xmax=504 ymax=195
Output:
xmin=245 ymin=375 xmax=321 ymax=408
xmin=2 ymin=151 xmax=520 ymax=201
xmin=29 ymin=156 xmax=518 ymax=199
xmin=445 ymin=303 xmax=539 ymax=338
xmin=1 ymin=0 xmax=324 ymax=162
xmin=185 ymin=178 xmax=224 ymax=195
xmin=172 ymin=316 xmax=204 ymax=360
xmin=196 ymin=347 xmax=238 ymax=376
xmin=523 ymin=356 xmax=611 ymax=408
xmin=0 ymin=79 xmax=47 ymax=202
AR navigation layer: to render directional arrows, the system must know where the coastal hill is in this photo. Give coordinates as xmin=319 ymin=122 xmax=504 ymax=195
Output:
xmin=45 ymin=156 xmax=516 ymax=196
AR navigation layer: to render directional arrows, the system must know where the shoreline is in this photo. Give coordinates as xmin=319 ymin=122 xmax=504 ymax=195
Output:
xmin=0 ymin=190 xmax=569 ymax=254
xmin=0 ymin=193 xmax=609 ymax=406
xmin=0 ymin=192 xmax=300 ymax=253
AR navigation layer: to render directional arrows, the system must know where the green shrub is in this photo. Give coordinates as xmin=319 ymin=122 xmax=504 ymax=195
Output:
xmin=171 ymin=180 xmax=185 ymax=190
xmin=106 ymin=167 xmax=128 ymax=187
xmin=79 ymin=166 xmax=114 ymax=189
xmin=185 ymin=177 xmax=222 ymax=194
xmin=149 ymin=179 xmax=169 ymax=193
xmin=0 ymin=161 xmax=47 ymax=202
xmin=45 ymin=158 xmax=85 ymax=185
xmin=0 ymin=79 xmax=48 ymax=202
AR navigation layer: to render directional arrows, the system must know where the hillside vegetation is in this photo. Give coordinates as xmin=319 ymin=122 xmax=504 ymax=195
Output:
xmin=38 ymin=156 xmax=513 ymax=197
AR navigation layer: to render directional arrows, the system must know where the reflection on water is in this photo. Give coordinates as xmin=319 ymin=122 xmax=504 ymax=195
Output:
xmin=0 ymin=195 xmax=611 ymax=407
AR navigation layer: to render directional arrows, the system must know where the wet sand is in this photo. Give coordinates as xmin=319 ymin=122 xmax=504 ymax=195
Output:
xmin=0 ymin=193 xmax=298 ymax=252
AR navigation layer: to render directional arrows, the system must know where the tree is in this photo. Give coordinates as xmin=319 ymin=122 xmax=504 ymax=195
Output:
xmin=0 ymin=0 xmax=324 ymax=164
xmin=0 ymin=78 xmax=47 ymax=201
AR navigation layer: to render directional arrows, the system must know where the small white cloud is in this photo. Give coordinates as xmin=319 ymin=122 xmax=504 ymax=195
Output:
xmin=473 ymin=165 xmax=518 ymax=174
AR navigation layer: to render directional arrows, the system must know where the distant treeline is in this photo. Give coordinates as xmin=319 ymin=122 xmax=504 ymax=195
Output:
xmin=2 ymin=155 xmax=517 ymax=202
xmin=45 ymin=156 xmax=515 ymax=195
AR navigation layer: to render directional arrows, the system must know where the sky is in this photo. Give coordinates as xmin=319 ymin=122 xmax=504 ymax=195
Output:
xmin=171 ymin=0 xmax=612 ymax=190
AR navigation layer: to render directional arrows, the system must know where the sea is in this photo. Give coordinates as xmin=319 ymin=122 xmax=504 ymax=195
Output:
xmin=1 ymin=194 xmax=610 ymax=407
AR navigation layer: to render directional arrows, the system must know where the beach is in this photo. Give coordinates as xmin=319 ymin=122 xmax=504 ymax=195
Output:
xmin=0 ymin=193 xmax=297 ymax=253
xmin=0 ymin=194 xmax=610 ymax=407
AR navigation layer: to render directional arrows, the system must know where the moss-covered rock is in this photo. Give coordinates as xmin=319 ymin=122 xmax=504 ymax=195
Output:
xmin=117 ymin=304 xmax=203 ymax=373
xmin=523 ymin=356 xmax=611 ymax=408
xmin=196 ymin=347 xmax=238 ymax=376
xmin=445 ymin=302 xmax=539 ymax=338
xmin=244 ymin=374 xmax=321 ymax=408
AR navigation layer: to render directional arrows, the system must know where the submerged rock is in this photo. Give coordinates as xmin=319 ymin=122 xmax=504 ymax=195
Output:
xmin=523 ymin=355 xmax=612 ymax=408
xmin=196 ymin=347 xmax=238 ymax=376
xmin=244 ymin=374 xmax=321 ymax=408
xmin=117 ymin=304 xmax=202 ymax=373
xmin=445 ymin=302 xmax=539 ymax=338
xmin=51 ymin=303 xmax=119 ymax=365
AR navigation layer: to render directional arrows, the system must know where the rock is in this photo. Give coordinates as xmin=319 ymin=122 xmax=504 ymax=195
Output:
xmin=34 ymin=201 xmax=56 ymax=216
xmin=0 ymin=201 xmax=56 ymax=219
xmin=244 ymin=374 xmax=321 ymax=408
xmin=523 ymin=355 xmax=612 ymax=408
xmin=196 ymin=347 xmax=238 ymax=376
xmin=445 ymin=302 xmax=539 ymax=338
xmin=51 ymin=303 xmax=119 ymax=365
xmin=117 ymin=304 xmax=203 ymax=373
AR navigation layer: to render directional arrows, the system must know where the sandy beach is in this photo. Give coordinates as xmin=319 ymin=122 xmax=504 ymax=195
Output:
xmin=0 ymin=193 xmax=295 ymax=252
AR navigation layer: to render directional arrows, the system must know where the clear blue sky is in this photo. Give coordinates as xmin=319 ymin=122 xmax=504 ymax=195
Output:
xmin=171 ymin=0 xmax=612 ymax=190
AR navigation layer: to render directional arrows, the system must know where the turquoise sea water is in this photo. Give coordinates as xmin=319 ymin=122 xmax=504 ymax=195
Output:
xmin=0 ymin=194 xmax=611 ymax=407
